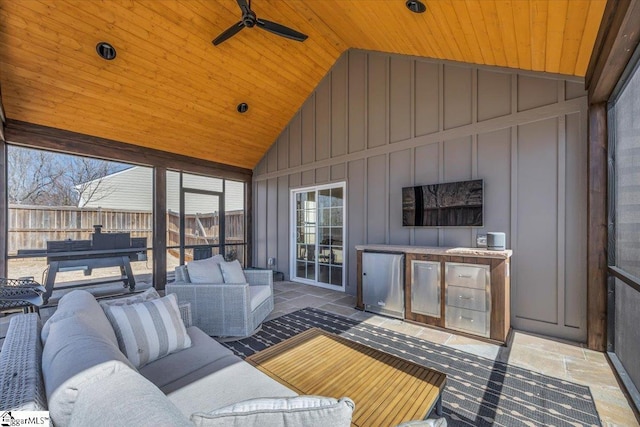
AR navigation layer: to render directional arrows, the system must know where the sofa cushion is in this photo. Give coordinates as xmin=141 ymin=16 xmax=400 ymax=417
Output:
xmin=69 ymin=367 xmax=192 ymax=427
xmin=190 ymin=396 xmax=355 ymax=427
xmin=168 ymin=359 xmax=298 ymax=417
xmin=103 ymin=293 xmax=192 ymax=368
xmin=42 ymin=313 xmax=135 ymax=426
xmin=187 ymin=255 xmax=225 ymax=283
xmin=250 ymin=285 xmax=272 ymax=311
xmin=99 ymin=287 xmax=160 ymax=307
xmin=41 ymin=289 xmax=118 ymax=346
xmin=158 ymin=354 xmax=242 ymax=395
xmin=219 ymin=260 xmax=247 ymax=283
xmin=139 ymin=326 xmax=234 ymax=389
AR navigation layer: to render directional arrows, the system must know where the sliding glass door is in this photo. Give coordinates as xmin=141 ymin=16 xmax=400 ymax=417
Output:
xmin=291 ymin=183 xmax=345 ymax=291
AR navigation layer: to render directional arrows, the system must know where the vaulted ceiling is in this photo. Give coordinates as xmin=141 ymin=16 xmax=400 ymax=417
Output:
xmin=0 ymin=0 xmax=606 ymax=169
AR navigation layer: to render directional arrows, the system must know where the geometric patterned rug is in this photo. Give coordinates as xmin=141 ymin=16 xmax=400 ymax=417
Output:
xmin=222 ymin=308 xmax=601 ymax=427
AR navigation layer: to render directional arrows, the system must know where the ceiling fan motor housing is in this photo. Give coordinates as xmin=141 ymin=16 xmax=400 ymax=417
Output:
xmin=242 ymin=10 xmax=257 ymax=27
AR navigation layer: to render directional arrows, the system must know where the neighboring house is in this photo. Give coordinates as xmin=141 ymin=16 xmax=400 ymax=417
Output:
xmin=77 ymin=166 xmax=245 ymax=214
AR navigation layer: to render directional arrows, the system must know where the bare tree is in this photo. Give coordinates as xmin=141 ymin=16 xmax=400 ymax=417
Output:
xmin=7 ymin=148 xmax=63 ymax=205
xmin=8 ymin=146 xmax=121 ymax=206
xmin=55 ymin=157 xmax=119 ymax=206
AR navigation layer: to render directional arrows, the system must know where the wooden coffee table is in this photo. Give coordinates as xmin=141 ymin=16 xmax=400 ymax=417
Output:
xmin=246 ymin=328 xmax=447 ymax=427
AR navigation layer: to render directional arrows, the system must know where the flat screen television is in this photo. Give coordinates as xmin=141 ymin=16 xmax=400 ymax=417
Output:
xmin=402 ymin=179 xmax=483 ymax=227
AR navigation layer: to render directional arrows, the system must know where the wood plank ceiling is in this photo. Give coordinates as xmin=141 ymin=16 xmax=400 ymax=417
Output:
xmin=0 ymin=0 xmax=606 ymax=169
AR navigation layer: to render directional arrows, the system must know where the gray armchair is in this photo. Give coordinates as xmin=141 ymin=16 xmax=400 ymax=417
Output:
xmin=166 ymin=266 xmax=274 ymax=338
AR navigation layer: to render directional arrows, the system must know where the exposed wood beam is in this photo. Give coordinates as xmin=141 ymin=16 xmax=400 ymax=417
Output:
xmin=586 ymin=0 xmax=640 ymax=102
xmin=245 ymin=180 xmax=253 ymax=268
xmin=0 ymin=85 xmax=5 ymax=142
xmin=0 ymin=139 xmax=6 ymax=277
xmin=153 ymin=167 xmax=167 ymax=290
xmin=0 ymin=84 xmax=5 ymax=124
xmin=3 ymin=120 xmax=252 ymax=183
xmin=587 ymin=102 xmax=608 ymax=352
xmin=584 ymin=0 xmax=640 ymax=351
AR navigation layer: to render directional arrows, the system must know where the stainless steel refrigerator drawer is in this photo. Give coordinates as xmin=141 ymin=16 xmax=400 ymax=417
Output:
xmin=411 ymin=260 xmax=441 ymax=318
xmin=446 ymin=285 xmax=488 ymax=312
xmin=445 ymin=306 xmax=489 ymax=337
xmin=445 ymin=263 xmax=489 ymax=290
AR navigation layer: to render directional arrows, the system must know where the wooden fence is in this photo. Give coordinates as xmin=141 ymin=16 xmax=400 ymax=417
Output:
xmin=8 ymin=205 xmax=245 ymax=256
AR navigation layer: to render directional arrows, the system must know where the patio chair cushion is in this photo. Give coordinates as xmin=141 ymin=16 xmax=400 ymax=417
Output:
xmin=103 ymin=293 xmax=192 ymax=368
xmin=98 ymin=287 xmax=160 ymax=307
xmin=250 ymin=285 xmax=272 ymax=311
xmin=41 ymin=289 xmax=118 ymax=346
xmin=219 ymin=260 xmax=247 ymax=284
xmin=187 ymin=256 xmax=225 ymax=284
xmin=69 ymin=367 xmax=191 ymax=427
xmin=190 ymin=396 xmax=355 ymax=427
xmin=42 ymin=312 xmax=135 ymax=426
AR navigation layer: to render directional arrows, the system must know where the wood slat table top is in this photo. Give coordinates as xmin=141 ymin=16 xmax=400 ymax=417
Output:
xmin=246 ymin=328 xmax=447 ymax=427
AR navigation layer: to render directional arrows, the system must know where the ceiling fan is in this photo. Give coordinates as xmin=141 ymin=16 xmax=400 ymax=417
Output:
xmin=212 ymin=0 xmax=308 ymax=46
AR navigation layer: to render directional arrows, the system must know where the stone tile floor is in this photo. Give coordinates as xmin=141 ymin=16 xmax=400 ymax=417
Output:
xmin=270 ymin=281 xmax=639 ymax=427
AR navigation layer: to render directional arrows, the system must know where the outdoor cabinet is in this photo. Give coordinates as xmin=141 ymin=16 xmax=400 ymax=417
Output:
xmin=410 ymin=260 xmax=441 ymax=318
xmin=357 ymin=246 xmax=511 ymax=344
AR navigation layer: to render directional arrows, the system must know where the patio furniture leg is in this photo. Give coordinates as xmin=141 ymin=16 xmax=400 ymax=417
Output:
xmin=43 ymin=261 xmax=59 ymax=304
xmin=436 ymin=394 xmax=443 ymax=416
xmin=120 ymin=256 xmax=136 ymax=291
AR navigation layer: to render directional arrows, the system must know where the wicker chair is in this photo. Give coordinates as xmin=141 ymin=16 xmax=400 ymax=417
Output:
xmin=166 ymin=266 xmax=274 ymax=338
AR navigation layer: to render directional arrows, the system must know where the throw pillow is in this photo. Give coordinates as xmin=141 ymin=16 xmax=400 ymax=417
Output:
xmin=219 ymin=260 xmax=247 ymax=284
xmin=187 ymin=256 xmax=224 ymax=284
xmin=99 ymin=288 xmax=160 ymax=307
xmin=190 ymin=396 xmax=355 ymax=427
xmin=395 ymin=419 xmax=448 ymax=427
xmin=102 ymin=293 xmax=192 ymax=368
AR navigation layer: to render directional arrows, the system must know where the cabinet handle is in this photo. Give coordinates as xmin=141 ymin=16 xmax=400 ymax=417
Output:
xmin=458 ymin=274 xmax=472 ymax=278
xmin=460 ymin=316 xmax=474 ymax=322
xmin=458 ymin=296 xmax=473 ymax=300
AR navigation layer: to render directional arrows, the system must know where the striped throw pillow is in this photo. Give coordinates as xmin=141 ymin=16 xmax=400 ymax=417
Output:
xmin=103 ymin=293 xmax=192 ymax=368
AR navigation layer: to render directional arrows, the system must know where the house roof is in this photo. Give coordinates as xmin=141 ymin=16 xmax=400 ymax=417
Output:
xmin=0 ymin=0 xmax=606 ymax=169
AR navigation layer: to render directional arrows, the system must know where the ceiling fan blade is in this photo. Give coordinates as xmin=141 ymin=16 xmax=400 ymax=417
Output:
xmin=256 ymin=19 xmax=308 ymax=42
xmin=212 ymin=21 xmax=244 ymax=46
xmin=236 ymin=0 xmax=250 ymax=13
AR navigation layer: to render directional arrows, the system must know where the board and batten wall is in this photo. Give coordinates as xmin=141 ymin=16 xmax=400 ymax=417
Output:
xmin=253 ymin=49 xmax=588 ymax=342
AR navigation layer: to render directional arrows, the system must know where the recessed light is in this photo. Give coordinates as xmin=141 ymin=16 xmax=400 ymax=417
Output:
xmin=96 ymin=42 xmax=116 ymax=60
xmin=406 ymin=0 xmax=427 ymax=13
xmin=237 ymin=103 xmax=249 ymax=113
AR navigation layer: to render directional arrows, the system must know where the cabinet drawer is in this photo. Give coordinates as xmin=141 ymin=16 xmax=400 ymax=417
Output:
xmin=446 ymin=285 xmax=487 ymax=312
xmin=445 ymin=263 xmax=489 ymax=290
xmin=445 ymin=306 xmax=489 ymax=337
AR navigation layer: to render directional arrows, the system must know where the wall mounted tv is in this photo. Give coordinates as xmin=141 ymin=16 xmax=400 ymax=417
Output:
xmin=402 ymin=179 xmax=483 ymax=227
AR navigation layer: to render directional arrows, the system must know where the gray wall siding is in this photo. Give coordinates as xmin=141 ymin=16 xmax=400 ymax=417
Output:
xmin=253 ymin=49 xmax=588 ymax=342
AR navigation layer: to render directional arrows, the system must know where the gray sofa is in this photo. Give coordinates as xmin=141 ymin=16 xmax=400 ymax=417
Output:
xmin=167 ymin=266 xmax=273 ymax=337
xmin=0 ymin=290 xmax=354 ymax=426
